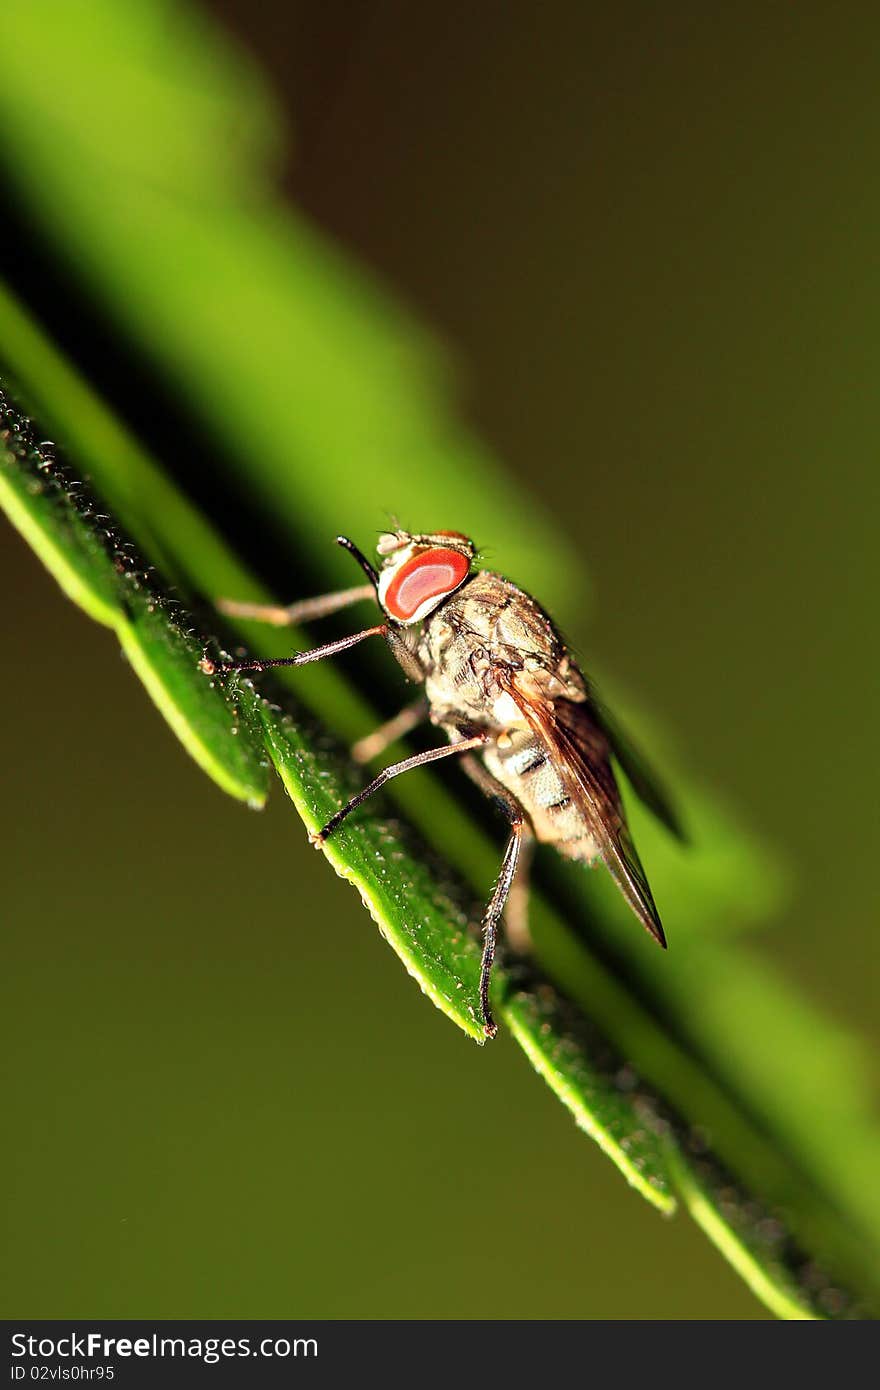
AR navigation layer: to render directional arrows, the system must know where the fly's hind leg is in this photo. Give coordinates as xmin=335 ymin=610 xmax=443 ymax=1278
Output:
xmin=460 ymin=755 xmax=534 ymax=1040
xmin=462 ymin=756 xmax=535 ymax=951
xmin=504 ymin=830 xmax=535 ymax=956
xmin=312 ymin=734 xmax=488 ymax=847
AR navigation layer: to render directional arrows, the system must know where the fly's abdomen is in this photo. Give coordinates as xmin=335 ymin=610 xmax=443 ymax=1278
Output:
xmin=482 ymin=733 xmax=598 ymax=862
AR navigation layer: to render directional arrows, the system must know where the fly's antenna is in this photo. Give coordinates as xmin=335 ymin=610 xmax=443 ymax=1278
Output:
xmin=336 ymin=535 xmax=380 ymax=593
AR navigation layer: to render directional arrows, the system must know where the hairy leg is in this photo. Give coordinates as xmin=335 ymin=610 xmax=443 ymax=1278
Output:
xmin=311 ymin=734 xmax=488 ymax=847
xmin=460 ymin=754 xmax=531 ymax=1038
xmin=200 ymin=624 xmax=388 ymax=675
xmin=503 ymin=829 xmax=535 ymax=955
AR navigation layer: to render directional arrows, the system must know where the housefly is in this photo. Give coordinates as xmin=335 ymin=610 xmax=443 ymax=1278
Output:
xmin=203 ymin=529 xmax=684 ymax=1038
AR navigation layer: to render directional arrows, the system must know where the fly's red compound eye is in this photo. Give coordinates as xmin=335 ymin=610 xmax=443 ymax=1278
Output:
xmin=381 ymin=547 xmax=471 ymax=623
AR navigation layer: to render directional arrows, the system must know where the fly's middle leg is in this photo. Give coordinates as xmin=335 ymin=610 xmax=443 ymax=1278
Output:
xmin=351 ymin=697 xmax=429 ymax=764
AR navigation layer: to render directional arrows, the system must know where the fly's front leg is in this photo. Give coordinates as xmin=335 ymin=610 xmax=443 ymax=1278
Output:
xmin=201 ymin=614 xmax=421 ymax=680
xmin=351 ymin=697 xmax=429 ymax=764
xmin=200 ymin=624 xmax=389 ymax=676
xmin=460 ymin=755 xmax=534 ymax=1038
xmin=216 ymin=584 xmax=376 ymax=627
xmin=213 ymin=533 xmax=381 ymax=632
xmin=311 ymin=734 xmax=488 ymax=847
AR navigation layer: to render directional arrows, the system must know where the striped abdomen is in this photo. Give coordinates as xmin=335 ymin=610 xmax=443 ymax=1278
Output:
xmin=481 ymin=731 xmax=598 ymax=863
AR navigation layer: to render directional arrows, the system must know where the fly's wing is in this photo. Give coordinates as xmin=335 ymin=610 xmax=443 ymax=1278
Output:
xmin=584 ymin=684 xmax=687 ymax=843
xmin=504 ymin=673 xmax=667 ymax=948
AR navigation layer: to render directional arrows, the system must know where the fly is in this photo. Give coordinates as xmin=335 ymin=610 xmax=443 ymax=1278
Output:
xmin=202 ymin=529 xmax=685 ymax=1038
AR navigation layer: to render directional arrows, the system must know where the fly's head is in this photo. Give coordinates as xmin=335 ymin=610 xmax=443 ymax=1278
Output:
xmin=375 ymin=529 xmax=476 ymax=625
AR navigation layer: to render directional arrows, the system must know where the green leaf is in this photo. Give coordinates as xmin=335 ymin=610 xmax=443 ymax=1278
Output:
xmin=0 ymin=388 xmax=268 ymax=808
xmin=2 ymin=0 xmax=879 ymax=1319
xmin=667 ymin=1148 xmax=838 ymax=1322
xmin=503 ymin=986 xmax=675 ymax=1210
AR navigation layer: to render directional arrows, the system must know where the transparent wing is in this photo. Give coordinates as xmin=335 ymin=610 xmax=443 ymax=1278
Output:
xmin=504 ymin=673 xmax=667 ymax=947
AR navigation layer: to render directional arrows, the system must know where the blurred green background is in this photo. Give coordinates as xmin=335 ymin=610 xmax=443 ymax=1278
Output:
xmin=2 ymin=1 xmax=878 ymax=1318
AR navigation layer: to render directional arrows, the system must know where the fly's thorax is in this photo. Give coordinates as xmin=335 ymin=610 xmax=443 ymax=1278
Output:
xmin=443 ymin=570 xmax=562 ymax=655
xmin=419 ymin=616 xmax=492 ymax=727
xmin=418 ymin=615 xmax=532 ymax=730
xmin=416 ymin=581 xmax=492 ymax=725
